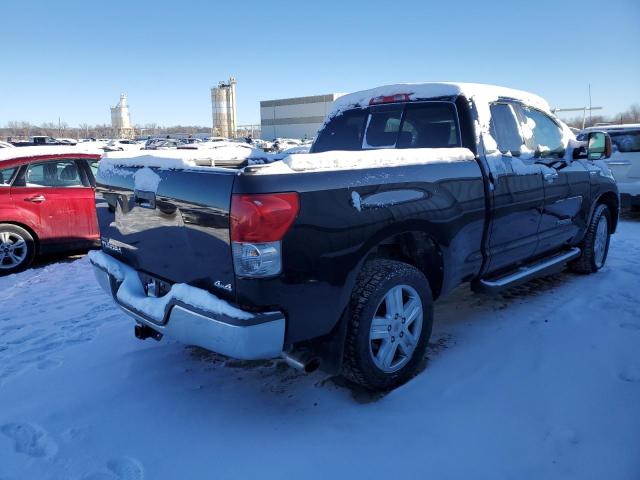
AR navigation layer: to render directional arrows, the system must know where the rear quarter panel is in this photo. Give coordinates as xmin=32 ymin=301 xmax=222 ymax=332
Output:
xmin=234 ymin=161 xmax=486 ymax=344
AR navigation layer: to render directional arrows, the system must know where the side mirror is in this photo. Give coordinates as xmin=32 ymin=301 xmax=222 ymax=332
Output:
xmin=587 ymin=131 xmax=612 ymax=160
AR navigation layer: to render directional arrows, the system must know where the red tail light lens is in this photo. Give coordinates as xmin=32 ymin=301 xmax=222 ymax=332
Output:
xmin=230 ymin=192 xmax=299 ymax=242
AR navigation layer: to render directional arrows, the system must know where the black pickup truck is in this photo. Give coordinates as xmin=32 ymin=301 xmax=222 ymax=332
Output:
xmin=90 ymin=83 xmax=618 ymax=390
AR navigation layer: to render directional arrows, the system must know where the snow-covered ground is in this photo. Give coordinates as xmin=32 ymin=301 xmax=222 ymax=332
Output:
xmin=1 ymin=219 xmax=639 ymax=480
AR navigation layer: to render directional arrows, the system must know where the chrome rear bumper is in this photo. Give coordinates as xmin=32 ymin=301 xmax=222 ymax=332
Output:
xmin=91 ymin=257 xmax=285 ymax=360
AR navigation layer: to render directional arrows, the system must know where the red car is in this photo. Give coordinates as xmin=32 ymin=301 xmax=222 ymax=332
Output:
xmin=0 ymin=147 xmax=101 ymax=274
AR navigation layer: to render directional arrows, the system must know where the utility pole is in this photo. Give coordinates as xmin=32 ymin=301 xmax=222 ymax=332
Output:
xmin=588 ymin=84 xmax=592 ymax=126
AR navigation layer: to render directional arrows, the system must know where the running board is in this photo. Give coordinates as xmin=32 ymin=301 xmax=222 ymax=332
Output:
xmin=472 ymin=247 xmax=581 ymax=294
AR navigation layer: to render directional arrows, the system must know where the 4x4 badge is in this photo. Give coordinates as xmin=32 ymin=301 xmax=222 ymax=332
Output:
xmin=214 ymin=280 xmax=232 ymax=292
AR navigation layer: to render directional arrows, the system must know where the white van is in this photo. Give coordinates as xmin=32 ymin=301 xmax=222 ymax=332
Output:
xmin=580 ymin=124 xmax=640 ymax=210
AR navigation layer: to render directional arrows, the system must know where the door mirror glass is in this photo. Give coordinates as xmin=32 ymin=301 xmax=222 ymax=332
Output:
xmin=587 ymin=131 xmax=612 ymax=160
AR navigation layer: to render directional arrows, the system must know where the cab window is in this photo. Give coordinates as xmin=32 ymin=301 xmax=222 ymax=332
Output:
xmin=363 ymin=105 xmax=403 ymax=149
xmin=517 ymin=106 xmax=565 ymax=158
xmin=489 ymin=103 xmax=523 ymax=156
xmin=397 ymin=102 xmax=459 ymax=149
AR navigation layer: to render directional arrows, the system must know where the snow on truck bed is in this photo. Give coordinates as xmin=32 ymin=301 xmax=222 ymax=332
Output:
xmin=99 ymin=142 xmax=266 ymax=170
xmin=254 ymin=147 xmax=475 ymax=174
xmin=1 ymin=219 xmax=639 ymax=479
xmin=99 ymin=146 xmax=476 ymax=177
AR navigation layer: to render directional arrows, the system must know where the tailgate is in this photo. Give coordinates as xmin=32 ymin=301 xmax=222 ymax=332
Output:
xmin=95 ymin=165 xmax=237 ymax=300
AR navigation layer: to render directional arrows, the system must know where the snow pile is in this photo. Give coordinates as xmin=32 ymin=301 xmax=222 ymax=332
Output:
xmin=1 ymin=220 xmax=639 ymax=479
xmin=88 ymin=250 xmax=253 ymax=321
xmin=255 ymin=147 xmax=475 ymax=174
xmin=100 ymin=142 xmax=265 ymax=171
xmin=133 ymin=167 xmax=161 ymax=192
xmin=281 ymin=144 xmax=312 ymax=154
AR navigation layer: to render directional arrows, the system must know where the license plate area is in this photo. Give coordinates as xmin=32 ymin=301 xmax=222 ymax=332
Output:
xmin=138 ymin=272 xmax=172 ymax=298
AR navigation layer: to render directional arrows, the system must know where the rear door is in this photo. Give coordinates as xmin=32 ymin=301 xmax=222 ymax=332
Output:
xmin=484 ymin=102 xmax=544 ymax=274
xmin=516 ymin=106 xmax=591 ymax=256
xmin=12 ymin=159 xmax=96 ymax=244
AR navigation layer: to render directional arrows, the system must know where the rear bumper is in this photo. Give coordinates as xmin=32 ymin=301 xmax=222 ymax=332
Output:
xmin=90 ymin=254 xmax=285 ymax=360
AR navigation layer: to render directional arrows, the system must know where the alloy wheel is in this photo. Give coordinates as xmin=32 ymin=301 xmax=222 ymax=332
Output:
xmin=0 ymin=231 xmax=28 ymax=270
xmin=369 ymin=284 xmax=423 ymax=373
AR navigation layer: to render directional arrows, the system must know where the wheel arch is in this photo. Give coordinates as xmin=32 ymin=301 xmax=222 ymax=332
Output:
xmin=0 ymin=221 xmax=41 ymax=253
xmin=595 ymin=190 xmax=619 ymax=233
xmin=362 ymin=230 xmax=445 ymax=300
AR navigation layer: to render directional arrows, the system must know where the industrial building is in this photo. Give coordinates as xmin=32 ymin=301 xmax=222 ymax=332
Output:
xmin=260 ymin=93 xmax=344 ymax=140
xmin=110 ymin=93 xmax=133 ymax=138
xmin=211 ymin=77 xmax=237 ymax=138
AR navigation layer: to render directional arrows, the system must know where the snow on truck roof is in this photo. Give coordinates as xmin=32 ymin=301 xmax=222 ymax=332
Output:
xmin=330 ymin=82 xmax=550 ymax=116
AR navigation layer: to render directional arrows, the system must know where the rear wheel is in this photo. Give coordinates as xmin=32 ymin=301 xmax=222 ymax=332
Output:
xmin=569 ymin=204 xmax=611 ymax=274
xmin=342 ymin=259 xmax=433 ymax=391
xmin=0 ymin=224 xmax=36 ymax=275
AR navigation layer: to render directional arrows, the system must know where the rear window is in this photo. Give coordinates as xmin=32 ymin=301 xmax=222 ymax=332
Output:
xmin=363 ymin=105 xmax=403 ymax=149
xmin=398 ymin=103 xmax=459 ymax=149
xmin=313 ymin=101 xmax=460 ymax=153
xmin=312 ymin=109 xmax=368 ymax=152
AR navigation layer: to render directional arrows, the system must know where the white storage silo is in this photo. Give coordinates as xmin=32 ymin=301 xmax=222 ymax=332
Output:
xmin=211 ymin=77 xmax=237 ymax=138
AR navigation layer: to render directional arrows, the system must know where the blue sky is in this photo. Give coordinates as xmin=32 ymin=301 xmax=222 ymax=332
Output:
xmin=1 ymin=0 xmax=638 ymax=127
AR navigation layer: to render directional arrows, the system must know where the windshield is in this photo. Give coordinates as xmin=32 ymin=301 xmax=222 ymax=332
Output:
xmin=312 ymin=101 xmax=460 ymax=153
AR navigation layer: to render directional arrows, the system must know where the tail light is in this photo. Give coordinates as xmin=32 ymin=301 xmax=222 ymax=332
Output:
xmin=230 ymin=193 xmax=299 ymax=277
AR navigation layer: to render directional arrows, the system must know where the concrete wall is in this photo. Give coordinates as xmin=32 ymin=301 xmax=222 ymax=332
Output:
xmin=260 ymin=93 xmax=344 ymax=140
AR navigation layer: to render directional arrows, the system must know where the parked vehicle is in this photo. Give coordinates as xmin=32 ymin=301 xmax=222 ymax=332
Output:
xmin=102 ymin=139 xmax=142 ymax=152
xmin=90 ymin=83 xmax=618 ymax=391
xmin=11 ymin=136 xmax=76 ymax=147
xmin=579 ymin=124 xmax=640 ymax=210
xmin=143 ymin=138 xmax=181 ymax=150
xmin=0 ymin=147 xmax=101 ymax=273
xmin=272 ymin=138 xmax=301 ymax=152
xmin=0 ymin=141 xmax=15 ymax=149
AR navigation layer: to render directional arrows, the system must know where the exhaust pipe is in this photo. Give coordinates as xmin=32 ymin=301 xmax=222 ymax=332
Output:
xmin=134 ymin=324 xmax=162 ymax=342
xmin=282 ymin=351 xmax=320 ymax=374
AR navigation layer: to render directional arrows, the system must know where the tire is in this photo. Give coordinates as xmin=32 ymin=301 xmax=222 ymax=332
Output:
xmin=341 ymin=259 xmax=433 ymax=391
xmin=569 ymin=204 xmax=611 ymax=274
xmin=0 ymin=224 xmax=36 ymax=275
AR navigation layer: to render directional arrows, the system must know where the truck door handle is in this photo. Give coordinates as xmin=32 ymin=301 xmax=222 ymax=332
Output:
xmin=543 ymin=172 xmax=558 ymax=182
xmin=25 ymin=194 xmax=46 ymax=203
